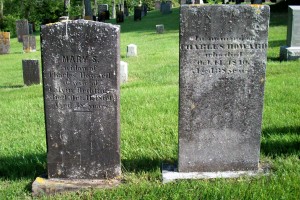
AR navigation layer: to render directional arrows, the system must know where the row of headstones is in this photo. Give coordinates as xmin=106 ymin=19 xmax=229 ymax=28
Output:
xmin=155 ymin=1 xmax=172 ymax=14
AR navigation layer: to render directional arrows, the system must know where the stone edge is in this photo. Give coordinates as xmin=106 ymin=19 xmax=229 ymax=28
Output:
xmin=162 ymin=163 xmax=270 ymax=184
xmin=32 ymin=176 xmax=121 ymax=197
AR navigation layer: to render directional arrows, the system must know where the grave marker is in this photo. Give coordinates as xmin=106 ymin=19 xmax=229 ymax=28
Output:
xmin=120 ymin=61 xmax=128 ymax=83
xmin=163 ymin=5 xmax=270 ymax=183
xmin=22 ymin=59 xmax=40 ymax=86
xmin=0 ymin=32 xmax=10 ymax=54
xmin=33 ymin=20 xmax=121 ymax=195
xmin=127 ymin=44 xmax=137 ymax=57
xmin=16 ymin=19 xmax=29 ymax=42
xmin=23 ymin=35 xmax=36 ymax=53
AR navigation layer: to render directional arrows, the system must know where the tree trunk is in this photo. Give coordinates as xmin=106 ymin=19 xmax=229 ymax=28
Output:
xmin=112 ymin=0 xmax=116 ymax=19
xmin=82 ymin=0 xmax=85 ymax=18
xmin=64 ymin=0 xmax=70 ymax=16
xmin=0 ymin=0 xmax=3 ymax=20
xmin=93 ymin=0 xmax=97 ymax=16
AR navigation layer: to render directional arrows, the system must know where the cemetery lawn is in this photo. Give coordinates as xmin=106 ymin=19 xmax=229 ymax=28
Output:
xmin=0 ymin=7 xmax=299 ymax=199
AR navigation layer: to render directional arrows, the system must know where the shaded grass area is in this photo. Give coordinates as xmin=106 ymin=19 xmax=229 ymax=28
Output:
xmin=0 ymin=7 xmax=300 ymax=199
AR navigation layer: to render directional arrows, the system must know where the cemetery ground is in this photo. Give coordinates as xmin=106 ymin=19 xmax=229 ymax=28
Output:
xmin=0 ymin=8 xmax=299 ymax=199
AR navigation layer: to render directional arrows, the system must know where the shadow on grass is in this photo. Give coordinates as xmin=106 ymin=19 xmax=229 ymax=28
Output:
xmin=0 ymin=85 xmax=24 ymax=89
xmin=261 ymin=126 xmax=300 ymax=158
xmin=268 ymin=40 xmax=286 ymax=48
xmin=121 ymin=157 xmax=162 ymax=173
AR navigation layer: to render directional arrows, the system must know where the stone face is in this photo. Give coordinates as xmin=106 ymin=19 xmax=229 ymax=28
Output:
xmin=41 ymin=20 xmax=121 ymax=179
xmin=120 ymin=61 xmax=128 ymax=84
xmin=22 ymin=59 xmax=40 ymax=86
xmin=0 ymin=32 xmax=10 ymax=54
xmin=156 ymin=24 xmax=164 ymax=34
xmin=16 ymin=19 xmax=29 ymax=42
xmin=23 ymin=35 xmax=36 ymax=53
xmin=179 ymin=5 xmax=269 ymax=172
xmin=287 ymin=6 xmax=300 ymax=47
xmin=126 ymin=44 xmax=137 ymax=57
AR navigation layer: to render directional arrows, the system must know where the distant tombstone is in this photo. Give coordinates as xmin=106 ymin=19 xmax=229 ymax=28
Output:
xmin=34 ymin=20 xmax=121 ymax=194
xmin=98 ymin=4 xmax=110 ymax=20
xmin=174 ymin=5 xmax=269 ymax=180
xmin=120 ymin=61 xmax=128 ymax=83
xmin=127 ymin=44 xmax=137 ymax=57
xmin=124 ymin=1 xmax=129 ymax=17
xmin=156 ymin=24 xmax=164 ymax=34
xmin=0 ymin=32 xmax=10 ymax=54
xmin=28 ymin=23 xmax=33 ymax=34
xmin=116 ymin=11 xmax=124 ymax=23
xmin=16 ymin=19 xmax=29 ymax=42
xmin=23 ymin=35 xmax=36 ymax=53
xmin=22 ymin=59 xmax=40 ymax=86
xmin=161 ymin=2 xmax=171 ymax=14
xmin=155 ymin=1 xmax=161 ymax=10
xmin=280 ymin=6 xmax=300 ymax=61
xmin=134 ymin=6 xmax=142 ymax=21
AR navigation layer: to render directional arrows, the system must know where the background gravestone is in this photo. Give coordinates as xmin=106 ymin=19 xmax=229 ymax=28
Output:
xmin=16 ymin=19 xmax=29 ymax=42
xmin=127 ymin=44 xmax=137 ymax=57
xmin=22 ymin=59 xmax=40 ymax=86
xmin=0 ymin=32 xmax=10 ymax=54
xmin=23 ymin=35 xmax=36 ymax=53
xmin=280 ymin=6 xmax=300 ymax=61
xmin=120 ymin=61 xmax=128 ymax=84
xmin=179 ymin=5 xmax=270 ymax=172
xmin=41 ymin=20 xmax=121 ymax=180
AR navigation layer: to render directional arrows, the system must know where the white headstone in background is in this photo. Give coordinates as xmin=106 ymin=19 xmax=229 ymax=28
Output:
xmin=120 ymin=61 xmax=128 ymax=84
xmin=127 ymin=44 xmax=137 ymax=57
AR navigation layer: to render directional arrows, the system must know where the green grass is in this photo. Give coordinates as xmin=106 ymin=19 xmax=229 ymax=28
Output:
xmin=0 ymin=7 xmax=300 ymax=199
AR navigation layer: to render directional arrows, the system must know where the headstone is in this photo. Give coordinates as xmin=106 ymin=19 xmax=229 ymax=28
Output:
xmin=161 ymin=2 xmax=171 ymax=15
xmin=178 ymin=5 xmax=269 ymax=174
xmin=16 ymin=19 xmax=29 ymax=42
xmin=28 ymin=23 xmax=33 ymax=34
xmin=124 ymin=1 xmax=129 ymax=17
xmin=116 ymin=11 xmax=124 ymax=23
xmin=98 ymin=4 xmax=110 ymax=20
xmin=23 ymin=35 xmax=36 ymax=53
xmin=280 ymin=6 xmax=300 ymax=61
xmin=22 ymin=59 xmax=40 ymax=86
xmin=134 ymin=6 xmax=142 ymax=21
xmin=120 ymin=61 xmax=128 ymax=83
xmin=127 ymin=44 xmax=137 ymax=57
xmin=156 ymin=24 xmax=164 ymax=34
xmin=0 ymin=32 xmax=10 ymax=54
xmin=40 ymin=20 xmax=121 ymax=182
xmin=155 ymin=1 xmax=161 ymax=10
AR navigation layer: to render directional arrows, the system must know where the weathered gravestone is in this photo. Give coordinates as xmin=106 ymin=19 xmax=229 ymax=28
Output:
xmin=16 ymin=19 xmax=29 ymax=42
xmin=23 ymin=35 xmax=36 ymax=53
xmin=120 ymin=61 xmax=128 ymax=84
xmin=28 ymin=23 xmax=33 ymax=34
xmin=156 ymin=24 xmax=164 ymax=34
xmin=163 ymin=5 xmax=270 ymax=183
xmin=280 ymin=6 xmax=300 ymax=61
xmin=0 ymin=32 xmax=10 ymax=54
xmin=161 ymin=2 xmax=171 ymax=15
xmin=134 ymin=6 xmax=142 ymax=21
xmin=33 ymin=20 xmax=121 ymax=195
xmin=22 ymin=59 xmax=40 ymax=86
xmin=127 ymin=44 xmax=137 ymax=57
xmin=98 ymin=4 xmax=110 ymax=20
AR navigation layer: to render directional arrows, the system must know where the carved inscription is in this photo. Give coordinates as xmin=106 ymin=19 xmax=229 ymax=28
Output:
xmin=44 ymin=55 xmax=116 ymax=112
xmin=181 ymin=37 xmax=268 ymax=77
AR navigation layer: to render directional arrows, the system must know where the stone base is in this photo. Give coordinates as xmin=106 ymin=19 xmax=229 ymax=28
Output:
xmin=280 ymin=46 xmax=300 ymax=61
xmin=162 ymin=163 xmax=269 ymax=183
xmin=32 ymin=176 xmax=121 ymax=196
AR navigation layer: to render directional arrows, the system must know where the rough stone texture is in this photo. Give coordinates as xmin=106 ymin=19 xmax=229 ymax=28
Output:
xmin=22 ymin=59 xmax=40 ymax=86
xmin=126 ymin=44 xmax=137 ymax=57
xmin=179 ymin=5 xmax=269 ymax=172
xmin=0 ymin=32 xmax=10 ymax=54
xmin=156 ymin=24 xmax=164 ymax=34
xmin=41 ymin=20 xmax=121 ymax=179
xmin=16 ymin=19 xmax=29 ymax=42
xmin=98 ymin=4 xmax=110 ymax=20
xmin=120 ymin=61 xmax=128 ymax=84
xmin=32 ymin=177 xmax=120 ymax=196
xmin=23 ymin=35 xmax=36 ymax=53
xmin=280 ymin=6 xmax=300 ymax=61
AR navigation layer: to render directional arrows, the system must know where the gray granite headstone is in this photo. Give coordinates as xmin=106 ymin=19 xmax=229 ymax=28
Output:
xmin=23 ymin=35 xmax=36 ymax=53
xmin=179 ymin=5 xmax=269 ymax=172
xmin=41 ymin=20 xmax=121 ymax=179
xmin=156 ymin=24 xmax=164 ymax=34
xmin=16 ymin=19 xmax=29 ymax=42
xmin=0 ymin=32 xmax=10 ymax=54
xmin=22 ymin=59 xmax=40 ymax=86
xmin=280 ymin=6 xmax=300 ymax=61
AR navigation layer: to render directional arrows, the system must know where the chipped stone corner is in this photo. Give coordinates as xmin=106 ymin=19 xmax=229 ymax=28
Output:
xmin=32 ymin=176 xmax=122 ymax=197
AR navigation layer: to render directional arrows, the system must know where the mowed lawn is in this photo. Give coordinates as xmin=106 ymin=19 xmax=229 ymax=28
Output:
xmin=0 ymin=7 xmax=299 ymax=199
